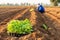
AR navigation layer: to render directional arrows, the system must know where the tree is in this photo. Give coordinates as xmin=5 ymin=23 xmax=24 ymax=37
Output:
xmin=7 ymin=3 xmax=10 ymax=6
xmin=15 ymin=3 xmax=19 ymax=6
xmin=57 ymin=0 xmax=60 ymax=3
xmin=50 ymin=0 xmax=58 ymax=6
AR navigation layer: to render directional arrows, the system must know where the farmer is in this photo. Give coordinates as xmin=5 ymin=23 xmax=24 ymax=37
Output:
xmin=37 ymin=4 xmax=45 ymax=13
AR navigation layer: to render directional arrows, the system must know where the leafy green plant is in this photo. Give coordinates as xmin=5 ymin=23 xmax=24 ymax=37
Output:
xmin=42 ymin=24 xmax=48 ymax=30
xmin=7 ymin=19 xmax=33 ymax=34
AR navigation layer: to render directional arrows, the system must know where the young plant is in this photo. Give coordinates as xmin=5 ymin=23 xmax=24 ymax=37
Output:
xmin=7 ymin=19 xmax=33 ymax=34
xmin=42 ymin=24 xmax=48 ymax=30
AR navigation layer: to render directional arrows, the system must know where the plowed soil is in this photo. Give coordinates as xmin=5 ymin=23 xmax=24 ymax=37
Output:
xmin=0 ymin=6 xmax=60 ymax=40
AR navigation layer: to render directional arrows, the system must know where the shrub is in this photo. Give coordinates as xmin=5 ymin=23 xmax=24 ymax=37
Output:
xmin=7 ymin=19 xmax=33 ymax=34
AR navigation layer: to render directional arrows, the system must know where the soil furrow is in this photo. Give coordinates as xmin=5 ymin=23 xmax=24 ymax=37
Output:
xmin=36 ymin=11 xmax=60 ymax=40
xmin=30 ymin=9 xmax=37 ymax=25
xmin=0 ymin=8 xmax=26 ymax=25
xmin=44 ymin=13 xmax=60 ymax=28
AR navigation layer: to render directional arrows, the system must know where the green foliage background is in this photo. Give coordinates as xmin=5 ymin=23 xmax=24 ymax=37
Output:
xmin=57 ymin=0 xmax=60 ymax=2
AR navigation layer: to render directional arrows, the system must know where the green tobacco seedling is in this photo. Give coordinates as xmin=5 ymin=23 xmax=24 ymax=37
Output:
xmin=42 ymin=24 xmax=48 ymax=30
xmin=7 ymin=19 xmax=33 ymax=34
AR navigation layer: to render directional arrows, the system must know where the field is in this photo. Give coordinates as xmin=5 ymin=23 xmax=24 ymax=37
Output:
xmin=0 ymin=6 xmax=60 ymax=40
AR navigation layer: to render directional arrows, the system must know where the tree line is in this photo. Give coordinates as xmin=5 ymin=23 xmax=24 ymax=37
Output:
xmin=50 ymin=0 xmax=60 ymax=6
xmin=0 ymin=0 xmax=60 ymax=6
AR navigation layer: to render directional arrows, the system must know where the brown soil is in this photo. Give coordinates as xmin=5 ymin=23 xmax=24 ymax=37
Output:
xmin=0 ymin=7 xmax=60 ymax=40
